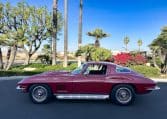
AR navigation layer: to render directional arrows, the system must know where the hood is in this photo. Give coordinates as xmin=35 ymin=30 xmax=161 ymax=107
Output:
xmin=40 ymin=70 xmax=70 ymax=76
xmin=18 ymin=71 xmax=71 ymax=84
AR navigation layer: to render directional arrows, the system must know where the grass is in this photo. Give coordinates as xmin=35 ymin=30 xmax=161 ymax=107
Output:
xmin=0 ymin=63 xmax=77 ymax=77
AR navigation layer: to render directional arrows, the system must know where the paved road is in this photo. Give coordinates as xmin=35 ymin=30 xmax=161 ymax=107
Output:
xmin=0 ymin=79 xmax=167 ymax=119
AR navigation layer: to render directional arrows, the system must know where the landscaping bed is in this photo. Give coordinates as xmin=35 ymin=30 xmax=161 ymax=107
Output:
xmin=0 ymin=63 xmax=165 ymax=78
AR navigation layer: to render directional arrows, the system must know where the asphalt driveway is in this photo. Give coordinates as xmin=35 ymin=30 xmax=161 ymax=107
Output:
xmin=0 ymin=79 xmax=167 ymax=119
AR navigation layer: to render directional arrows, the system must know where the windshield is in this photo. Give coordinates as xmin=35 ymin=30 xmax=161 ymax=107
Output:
xmin=71 ymin=64 xmax=85 ymax=75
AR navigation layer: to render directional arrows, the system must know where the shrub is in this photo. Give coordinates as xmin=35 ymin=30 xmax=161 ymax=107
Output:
xmin=114 ymin=53 xmax=132 ymax=66
xmin=114 ymin=53 xmax=146 ymax=66
xmin=36 ymin=55 xmax=52 ymax=64
xmin=75 ymin=45 xmax=112 ymax=61
xmin=132 ymin=54 xmax=147 ymax=65
xmin=130 ymin=65 xmax=160 ymax=77
xmin=2 ymin=63 xmax=78 ymax=76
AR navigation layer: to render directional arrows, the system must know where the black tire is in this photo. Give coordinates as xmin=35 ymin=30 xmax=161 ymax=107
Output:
xmin=110 ymin=84 xmax=135 ymax=106
xmin=29 ymin=84 xmax=52 ymax=104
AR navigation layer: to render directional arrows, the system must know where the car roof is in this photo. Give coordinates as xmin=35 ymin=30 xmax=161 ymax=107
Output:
xmin=86 ymin=61 xmax=117 ymax=66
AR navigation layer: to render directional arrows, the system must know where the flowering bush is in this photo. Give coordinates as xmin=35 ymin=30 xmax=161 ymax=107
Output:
xmin=133 ymin=54 xmax=147 ymax=65
xmin=114 ymin=53 xmax=132 ymax=66
xmin=114 ymin=53 xmax=146 ymax=66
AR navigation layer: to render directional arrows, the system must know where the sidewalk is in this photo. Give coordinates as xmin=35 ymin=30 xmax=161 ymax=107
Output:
xmin=0 ymin=76 xmax=166 ymax=83
xmin=152 ymin=78 xmax=167 ymax=83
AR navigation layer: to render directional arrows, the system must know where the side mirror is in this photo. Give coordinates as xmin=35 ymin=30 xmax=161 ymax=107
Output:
xmin=83 ymin=70 xmax=89 ymax=76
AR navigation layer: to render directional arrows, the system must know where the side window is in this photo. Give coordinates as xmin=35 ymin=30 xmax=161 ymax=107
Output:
xmin=116 ymin=66 xmax=131 ymax=73
xmin=85 ymin=64 xmax=107 ymax=75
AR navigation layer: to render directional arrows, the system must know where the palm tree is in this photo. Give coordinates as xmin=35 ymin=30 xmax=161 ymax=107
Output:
xmin=124 ymin=36 xmax=130 ymax=51
xmin=87 ymin=28 xmax=109 ymax=47
xmin=78 ymin=0 xmax=83 ymax=67
xmin=137 ymin=39 xmax=143 ymax=52
xmin=63 ymin=0 xmax=68 ymax=67
xmin=78 ymin=0 xmax=83 ymax=48
xmin=52 ymin=0 xmax=58 ymax=65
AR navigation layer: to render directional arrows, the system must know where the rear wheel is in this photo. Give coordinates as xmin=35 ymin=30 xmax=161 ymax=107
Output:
xmin=110 ymin=85 xmax=135 ymax=106
xmin=29 ymin=84 xmax=52 ymax=104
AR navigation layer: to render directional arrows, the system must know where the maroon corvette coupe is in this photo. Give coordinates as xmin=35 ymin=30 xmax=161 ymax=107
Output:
xmin=16 ymin=62 xmax=160 ymax=105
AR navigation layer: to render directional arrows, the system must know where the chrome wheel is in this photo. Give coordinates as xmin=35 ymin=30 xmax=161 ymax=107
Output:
xmin=32 ymin=86 xmax=48 ymax=103
xmin=115 ymin=87 xmax=132 ymax=104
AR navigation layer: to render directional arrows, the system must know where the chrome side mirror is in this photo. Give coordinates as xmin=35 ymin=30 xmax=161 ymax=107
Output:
xmin=83 ymin=70 xmax=89 ymax=76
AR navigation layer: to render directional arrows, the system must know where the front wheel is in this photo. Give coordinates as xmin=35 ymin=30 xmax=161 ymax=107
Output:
xmin=29 ymin=84 xmax=52 ymax=104
xmin=110 ymin=85 xmax=135 ymax=106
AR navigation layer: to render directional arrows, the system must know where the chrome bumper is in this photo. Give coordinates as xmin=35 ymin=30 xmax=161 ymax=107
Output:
xmin=147 ymin=86 xmax=160 ymax=91
xmin=16 ymin=86 xmax=26 ymax=92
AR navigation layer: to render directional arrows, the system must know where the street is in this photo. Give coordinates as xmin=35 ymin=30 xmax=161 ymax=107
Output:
xmin=0 ymin=79 xmax=167 ymax=119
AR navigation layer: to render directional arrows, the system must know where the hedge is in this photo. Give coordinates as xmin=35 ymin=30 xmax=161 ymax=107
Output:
xmin=130 ymin=65 xmax=160 ymax=78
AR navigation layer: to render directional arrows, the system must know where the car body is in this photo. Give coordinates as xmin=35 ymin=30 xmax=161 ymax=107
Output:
xmin=16 ymin=62 xmax=160 ymax=105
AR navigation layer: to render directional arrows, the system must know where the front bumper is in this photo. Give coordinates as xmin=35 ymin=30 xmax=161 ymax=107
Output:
xmin=16 ymin=86 xmax=26 ymax=92
xmin=146 ymin=86 xmax=160 ymax=91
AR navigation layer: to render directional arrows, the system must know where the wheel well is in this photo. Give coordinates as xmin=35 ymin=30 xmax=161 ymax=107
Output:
xmin=111 ymin=84 xmax=137 ymax=93
xmin=27 ymin=83 xmax=53 ymax=94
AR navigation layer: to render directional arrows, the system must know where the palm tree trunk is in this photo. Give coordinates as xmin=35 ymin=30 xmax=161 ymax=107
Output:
xmin=0 ymin=48 xmax=3 ymax=69
xmin=95 ymin=38 xmax=100 ymax=48
xmin=126 ymin=44 xmax=128 ymax=51
xmin=78 ymin=0 xmax=83 ymax=48
xmin=63 ymin=0 xmax=68 ymax=67
xmin=52 ymin=0 xmax=58 ymax=65
xmin=78 ymin=0 xmax=83 ymax=67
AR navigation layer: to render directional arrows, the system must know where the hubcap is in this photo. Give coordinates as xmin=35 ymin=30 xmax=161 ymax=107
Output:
xmin=115 ymin=87 xmax=132 ymax=104
xmin=32 ymin=86 xmax=48 ymax=102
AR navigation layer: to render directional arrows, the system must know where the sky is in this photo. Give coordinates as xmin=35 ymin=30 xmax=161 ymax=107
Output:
xmin=1 ymin=0 xmax=167 ymax=52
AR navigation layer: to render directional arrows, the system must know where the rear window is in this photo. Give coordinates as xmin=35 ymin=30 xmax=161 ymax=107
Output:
xmin=116 ymin=66 xmax=131 ymax=73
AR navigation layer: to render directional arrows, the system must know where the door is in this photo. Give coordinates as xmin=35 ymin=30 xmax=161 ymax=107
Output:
xmin=73 ymin=64 xmax=109 ymax=94
xmin=51 ymin=75 xmax=74 ymax=94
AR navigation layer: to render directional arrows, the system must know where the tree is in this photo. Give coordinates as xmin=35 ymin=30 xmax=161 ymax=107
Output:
xmin=124 ymin=36 xmax=130 ymax=51
xmin=137 ymin=39 xmax=143 ymax=52
xmin=0 ymin=1 xmax=63 ymax=69
xmin=0 ymin=3 xmax=4 ymax=69
xmin=149 ymin=26 xmax=167 ymax=73
xmin=75 ymin=44 xmax=111 ymax=62
xmin=87 ymin=29 xmax=110 ymax=47
xmin=63 ymin=0 xmax=68 ymax=67
xmin=0 ymin=2 xmax=27 ymax=70
xmin=75 ymin=44 xmax=95 ymax=61
xmin=17 ymin=2 xmax=62 ymax=65
xmin=77 ymin=0 xmax=83 ymax=67
xmin=91 ymin=48 xmax=111 ymax=61
xmin=52 ymin=0 xmax=58 ymax=65
xmin=23 ymin=5 xmax=52 ymax=65
xmin=0 ymin=39 xmax=5 ymax=69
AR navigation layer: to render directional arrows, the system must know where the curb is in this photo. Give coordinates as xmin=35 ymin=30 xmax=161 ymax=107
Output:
xmin=151 ymin=78 xmax=167 ymax=83
xmin=0 ymin=76 xmax=28 ymax=81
